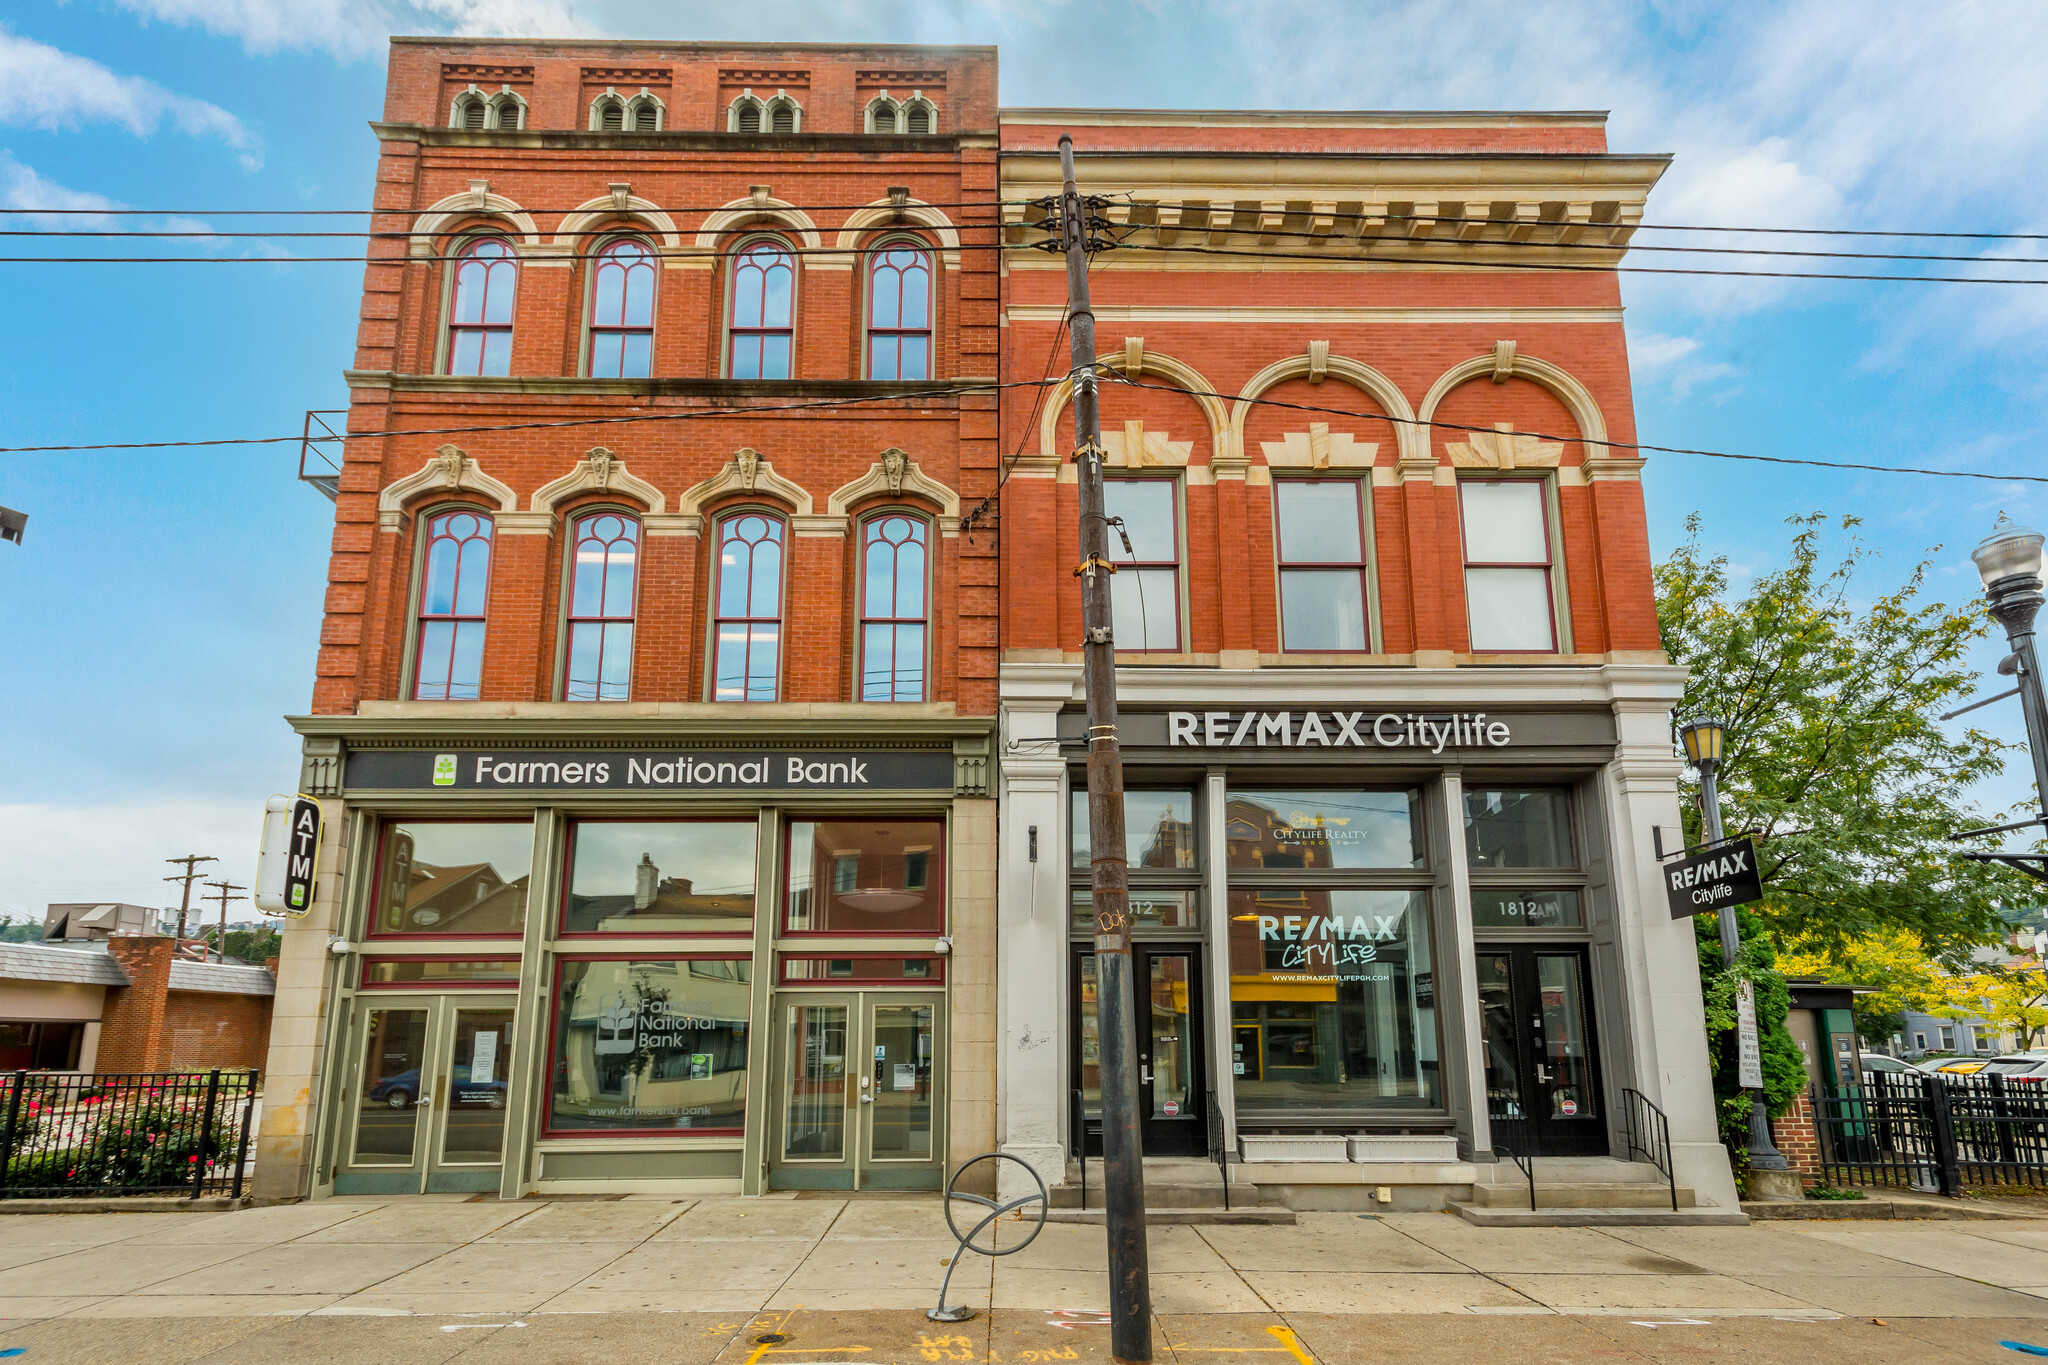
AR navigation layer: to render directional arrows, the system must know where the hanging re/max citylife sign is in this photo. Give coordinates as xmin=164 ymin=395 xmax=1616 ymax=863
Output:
xmin=343 ymin=747 xmax=956 ymax=792
xmin=1664 ymin=836 xmax=1765 ymax=920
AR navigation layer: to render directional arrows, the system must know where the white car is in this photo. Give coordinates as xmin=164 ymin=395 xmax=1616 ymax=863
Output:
xmin=1859 ymin=1053 xmax=1917 ymax=1074
xmin=1976 ymin=1055 xmax=2048 ymax=1084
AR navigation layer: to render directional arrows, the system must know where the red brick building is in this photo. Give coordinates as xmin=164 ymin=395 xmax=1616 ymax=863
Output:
xmin=266 ymin=40 xmax=1001 ymax=1200
xmin=993 ymin=111 xmax=1741 ymax=1212
xmin=0 ymin=938 xmax=274 ymax=1074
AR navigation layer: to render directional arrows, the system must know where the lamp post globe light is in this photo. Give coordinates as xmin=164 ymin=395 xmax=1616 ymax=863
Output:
xmin=1677 ymin=712 xmax=1791 ymax=1178
xmin=1973 ymin=516 xmax=2048 ymax=833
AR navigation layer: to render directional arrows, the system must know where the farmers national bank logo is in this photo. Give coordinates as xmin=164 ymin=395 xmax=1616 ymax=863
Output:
xmin=432 ymin=754 xmax=458 ymax=786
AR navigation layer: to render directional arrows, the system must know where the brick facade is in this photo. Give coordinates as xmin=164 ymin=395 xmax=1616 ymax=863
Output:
xmin=1772 ymin=1089 xmax=1824 ymax=1185
xmin=314 ymin=39 xmax=1000 ymax=719
xmin=100 ymin=938 xmax=274 ymax=1075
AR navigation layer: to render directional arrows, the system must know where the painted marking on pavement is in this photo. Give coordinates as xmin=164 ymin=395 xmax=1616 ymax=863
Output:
xmin=1629 ymin=1320 xmax=1712 ymax=1329
xmin=1267 ymin=1325 xmax=1315 ymax=1365
xmin=439 ymin=1322 xmax=527 ymax=1333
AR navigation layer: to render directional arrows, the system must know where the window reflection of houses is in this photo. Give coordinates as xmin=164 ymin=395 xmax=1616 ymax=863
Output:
xmin=1132 ymin=799 xmax=1194 ymax=869
xmin=568 ymin=852 xmax=754 ymax=932
xmin=381 ymin=836 xmax=530 ymax=934
xmin=552 ymin=960 xmax=750 ymax=1132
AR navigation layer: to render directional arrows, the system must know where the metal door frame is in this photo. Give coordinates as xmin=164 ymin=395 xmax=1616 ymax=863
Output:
xmin=1478 ymin=942 xmax=1607 ymax=1157
xmin=767 ymin=988 xmax=947 ymax=1191
xmin=1070 ymin=942 xmax=1208 ymax=1157
xmin=337 ymin=992 xmax=518 ymax=1194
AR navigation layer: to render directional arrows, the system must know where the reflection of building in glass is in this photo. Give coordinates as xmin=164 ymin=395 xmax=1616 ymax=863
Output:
xmin=1226 ymin=797 xmax=1339 ymax=871
xmin=1131 ymin=798 xmax=1194 ymax=868
xmin=569 ymin=851 xmax=754 ymax=931
xmin=382 ymin=842 xmax=529 ymax=934
xmin=787 ymin=821 xmax=944 ymax=932
xmin=552 ymin=960 xmax=750 ymax=1132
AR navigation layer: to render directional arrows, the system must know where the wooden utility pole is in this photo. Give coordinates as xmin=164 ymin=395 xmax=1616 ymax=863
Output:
xmin=164 ymin=854 xmax=217 ymax=941
xmin=202 ymin=880 xmax=246 ymax=962
xmin=1057 ymin=133 xmax=1152 ymax=1364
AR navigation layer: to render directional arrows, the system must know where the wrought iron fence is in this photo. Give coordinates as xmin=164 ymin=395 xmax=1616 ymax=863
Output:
xmin=1813 ymin=1070 xmax=2048 ymax=1194
xmin=1620 ymin=1088 xmax=1679 ymax=1211
xmin=0 ymin=1070 xmax=258 ymax=1199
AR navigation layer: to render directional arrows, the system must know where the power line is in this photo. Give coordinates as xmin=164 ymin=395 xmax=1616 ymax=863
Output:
xmin=9 ymin=370 xmax=2044 ymax=487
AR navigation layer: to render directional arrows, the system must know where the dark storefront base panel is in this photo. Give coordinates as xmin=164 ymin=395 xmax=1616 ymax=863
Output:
xmin=538 ymin=1147 xmax=744 ymax=1182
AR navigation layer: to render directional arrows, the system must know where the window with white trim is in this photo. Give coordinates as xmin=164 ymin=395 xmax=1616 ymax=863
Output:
xmin=1458 ymin=478 xmax=1559 ymax=653
xmin=446 ymin=237 xmax=517 ymax=377
xmin=1275 ymin=480 xmax=1370 ymax=652
xmin=727 ymin=239 xmax=795 ymax=379
xmin=1104 ymin=477 xmax=1181 ymax=652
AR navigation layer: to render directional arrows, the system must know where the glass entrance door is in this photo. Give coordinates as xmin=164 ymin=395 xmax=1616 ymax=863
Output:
xmin=1073 ymin=944 xmax=1206 ymax=1158
xmin=1476 ymin=945 xmax=1605 ymax=1156
xmin=769 ymin=991 xmax=944 ymax=1190
xmin=336 ymin=995 xmax=517 ymax=1194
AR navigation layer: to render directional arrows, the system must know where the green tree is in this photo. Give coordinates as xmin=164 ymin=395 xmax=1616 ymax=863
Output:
xmin=1695 ymin=909 xmax=1807 ymax=1158
xmin=0 ymin=915 xmax=43 ymax=944
xmin=221 ymin=925 xmax=280 ymax=965
xmin=1657 ymin=514 xmax=2029 ymax=967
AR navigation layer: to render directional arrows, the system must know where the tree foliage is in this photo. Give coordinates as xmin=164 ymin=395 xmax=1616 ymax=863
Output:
xmin=1695 ymin=909 xmax=1806 ymax=1159
xmin=1657 ymin=514 xmax=2027 ymax=966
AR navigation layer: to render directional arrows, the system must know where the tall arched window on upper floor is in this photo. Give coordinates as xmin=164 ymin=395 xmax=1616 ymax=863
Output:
xmin=866 ymin=242 xmax=933 ymax=381
xmin=714 ymin=513 xmax=785 ymax=701
xmin=728 ymin=240 xmax=795 ymax=379
xmin=860 ymin=514 xmax=928 ymax=701
xmin=447 ymin=237 xmax=517 ymax=377
xmin=564 ymin=512 xmax=640 ymax=701
xmin=587 ymin=238 xmax=656 ymax=378
xmin=413 ymin=509 xmax=493 ymax=700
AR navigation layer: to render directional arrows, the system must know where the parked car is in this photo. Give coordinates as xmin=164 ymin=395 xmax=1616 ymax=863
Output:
xmin=367 ymin=1066 xmax=506 ymax=1110
xmin=1920 ymin=1056 xmax=1992 ymax=1076
xmin=1977 ymin=1055 xmax=2048 ymax=1084
xmin=1860 ymin=1053 xmax=1918 ymax=1074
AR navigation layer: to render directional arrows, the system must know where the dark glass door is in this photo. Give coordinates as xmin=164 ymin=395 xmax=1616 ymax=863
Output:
xmin=1074 ymin=944 xmax=1206 ymax=1157
xmin=1477 ymin=945 xmax=1605 ymax=1156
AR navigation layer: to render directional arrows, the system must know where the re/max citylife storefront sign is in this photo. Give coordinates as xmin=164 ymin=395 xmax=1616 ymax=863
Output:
xmin=342 ymin=747 xmax=957 ymax=792
xmin=1056 ymin=708 xmax=1618 ymax=754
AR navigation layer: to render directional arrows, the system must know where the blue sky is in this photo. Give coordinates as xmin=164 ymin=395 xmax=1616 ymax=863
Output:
xmin=2 ymin=0 xmax=2045 ymax=917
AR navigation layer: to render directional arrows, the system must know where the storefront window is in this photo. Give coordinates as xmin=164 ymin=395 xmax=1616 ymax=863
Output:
xmin=362 ymin=957 xmax=520 ymax=988
xmin=563 ymin=820 xmax=757 ymax=935
xmin=547 ymin=958 xmax=750 ymax=1134
xmin=1070 ymin=889 xmax=1195 ymax=930
xmin=1226 ymin=790 xmax=1422 ymax=869
xmin=1071 ymin=789 xmax=1196 ymax=870
xmin=786 ymin=819 xmax=945 ymax=934
xmin=1465 ymin=787 xmax=1574 ymax=868
xmin=1470 ymin=889 xmax=1582 ymax=930
xmin=1225 ymin=889 xmax=1437 ymax=1110
xmin=370 ymin=820 xmax=532 ymax=937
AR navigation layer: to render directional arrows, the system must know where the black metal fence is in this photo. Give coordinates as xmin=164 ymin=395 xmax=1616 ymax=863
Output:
xmin=1813 ymin=1070 xmax=2048 ymax=1195
xmin=0 ymin=1070 xmax=258 ymax=1199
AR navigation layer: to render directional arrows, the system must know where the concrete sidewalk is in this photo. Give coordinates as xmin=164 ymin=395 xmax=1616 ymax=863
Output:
xmin=2 ymin=1197 xmax=2048 ymax=1362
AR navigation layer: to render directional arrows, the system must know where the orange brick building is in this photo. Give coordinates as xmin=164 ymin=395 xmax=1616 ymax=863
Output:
xmin=993 ymin=111 xmax=1740 ymax=1213
xmin=265 ymin=40 xmax=1001 ymax=1200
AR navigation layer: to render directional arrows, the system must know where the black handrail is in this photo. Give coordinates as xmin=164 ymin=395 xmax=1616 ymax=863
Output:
xmin=1488 ymin=1104 xmax=1536 ymax=1210
xmin=1069 ymin=1087 xmax=1086 ymax=1212
xmin=1204 ymin=1087 xmax=1229 ymax=1212
xmin=1621 ymin=1087 xmax=1678 ymax=1212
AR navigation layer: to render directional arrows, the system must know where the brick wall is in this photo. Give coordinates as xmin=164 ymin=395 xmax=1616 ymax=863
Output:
xmin=100 ymin=938 xmax=275 ymax=1075
xmin=1772 ymin=1090 xmax=1823 ymax=1184
xmin=317 ymin=40 xmax=1000 ymax=718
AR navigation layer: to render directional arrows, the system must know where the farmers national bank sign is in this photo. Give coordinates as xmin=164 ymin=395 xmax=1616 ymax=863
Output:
xmin=1058 ymin=709 xmax=1616 ymax=754
xmin=344 ymin=747 xmax=955 ymax=793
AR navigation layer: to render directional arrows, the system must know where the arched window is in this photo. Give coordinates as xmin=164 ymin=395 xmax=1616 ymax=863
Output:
xmin=866 ymin=243 xmax=932 ymax=381
xmin=714 ymin=513 xmax=785 ymax=701
xmin=593 ymin=94 xmax=626 ymax=131
xmin=565 ymin=512 xmax=639 ymax=701
xmin=904 ymin=99 xmax=934 ymax=135
xmin=630 ymin=96 xmax=661 ymax=131
xmin=487 ymin=91 xmax=525 ymax=130
xmin=868 ymin=97 xmax=899 ymax=133
xmin=452 ymin=92 xmax=487 ymax=129
xmin=447 ymin=237 xmax=517 ymax=377
xmin=588 ymin=239 xmax=656 ymax=378
xmin=732 ymin=96 xmax=764 ymax=133
xmin=414 ymin=510 xmax=493 ymax=700
xmin=728 ymin=240 xmax=795 ymax=379
xmin=768 ymin=97 xmax=800 ymax=133
xmin=860 ymin=515 xmax=928 ymax=701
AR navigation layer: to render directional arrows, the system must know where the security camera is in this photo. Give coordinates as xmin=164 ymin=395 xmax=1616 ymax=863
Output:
xmin=934 ymin=936 xmax=953 ymax=955
xmin=328 ymin=936 xmax=352 ymax=957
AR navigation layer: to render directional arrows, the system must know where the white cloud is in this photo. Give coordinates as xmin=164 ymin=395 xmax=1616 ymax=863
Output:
xmin=1627 ymin=330 xmax=1740 ymax=399
xmin=0 ymin=24 xmax=256 ymax=162
xmin=112 ymin=0 xmax=592 ymax=60
xmin=0 ymin=150 xmax=120 ymax=227
xmin=0 ymin=801 xmax=262 ymax=922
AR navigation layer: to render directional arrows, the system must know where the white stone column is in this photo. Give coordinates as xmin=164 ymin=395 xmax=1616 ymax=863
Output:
xmin=1431 ymin=772 xmax=1488 ymax=1158
xmin=1603 ymin=667 xmax=1742 ymax=1209
xmin=998 ymin=685 xmax=1074 ymax=1200
xmin=1202 ymin=767 xmax=1236 ymax=1154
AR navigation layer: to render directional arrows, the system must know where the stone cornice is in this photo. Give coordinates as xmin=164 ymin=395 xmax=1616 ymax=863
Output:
xmin=342 ymin=370 xmax=976 ymax=403
xmin=291 ymin=709 xmax=992 ymax=746
xmin=372 ymin=121 xmax=979 ymax=153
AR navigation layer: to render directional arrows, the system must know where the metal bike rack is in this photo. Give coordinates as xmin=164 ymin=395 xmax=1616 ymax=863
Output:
xmin=928 ymin=1151 xmax=1049 ymax=1323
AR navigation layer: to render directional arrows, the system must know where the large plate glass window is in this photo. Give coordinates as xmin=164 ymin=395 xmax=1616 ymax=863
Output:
xmin=562 ymin=820 xmax=758 ymax=935
xmin=1103 ymin=478 xmax=1180 ymax=652
xmin=369 ymin=820 xmax=531 ymax=938
xmin=786 ymin=819 xmax=946 ymax=935
xmin=1464 ymin=787 xmax=1583 ymax=930
xmin=1276 ymin=481 xmax=1369 ymax=652
xmin=547 ymin=957 xmax=751 ymax=1134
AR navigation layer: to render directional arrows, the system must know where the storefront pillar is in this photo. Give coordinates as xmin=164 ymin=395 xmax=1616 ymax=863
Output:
xmin=1428 ymin=771 xmax=1490 ymax=1160
xmin=499 ymin=808 xmax=561 ymax=1199
xmin=1602 ymin=677 xmax=1741 ymax=1209
xmin=949 ymin=794 xmax=1000 ymax=1189
xmin=1201 ymin=767 xmax=1236 ymax=1155
xmin=997 ymin=696 xmax=1070 ymax=1198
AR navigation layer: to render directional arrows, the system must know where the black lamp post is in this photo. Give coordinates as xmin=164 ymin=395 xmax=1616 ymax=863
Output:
xmin=1976 ymin=518 xmax=2048 ymax=827
xmin=1679 ymin=714 xmax=1790 ymax=1175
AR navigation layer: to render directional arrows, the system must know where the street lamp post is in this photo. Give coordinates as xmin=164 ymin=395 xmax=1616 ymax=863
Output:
xmin=1974 ymin=517 xmax=2048 ymax=830
xmin=1679 ymin=715 xmax=1791 ymax=1178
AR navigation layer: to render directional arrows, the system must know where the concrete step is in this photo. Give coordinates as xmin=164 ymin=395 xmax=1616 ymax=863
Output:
xmin=1470 ymin=1181 xmax=1697 ymax=1209
xmin=1451 ymin=1200 xmax=1747 ymax=1228
xmin=1477 ymin=1156 xmax=1667 ymax=1185
xmin=1047 ymin=1206 xmax=1296 ymax=1226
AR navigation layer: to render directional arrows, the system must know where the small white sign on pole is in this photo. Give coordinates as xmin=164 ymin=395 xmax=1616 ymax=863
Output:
xmin=1735 ymin=982 xmax=1766 ymax=1090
